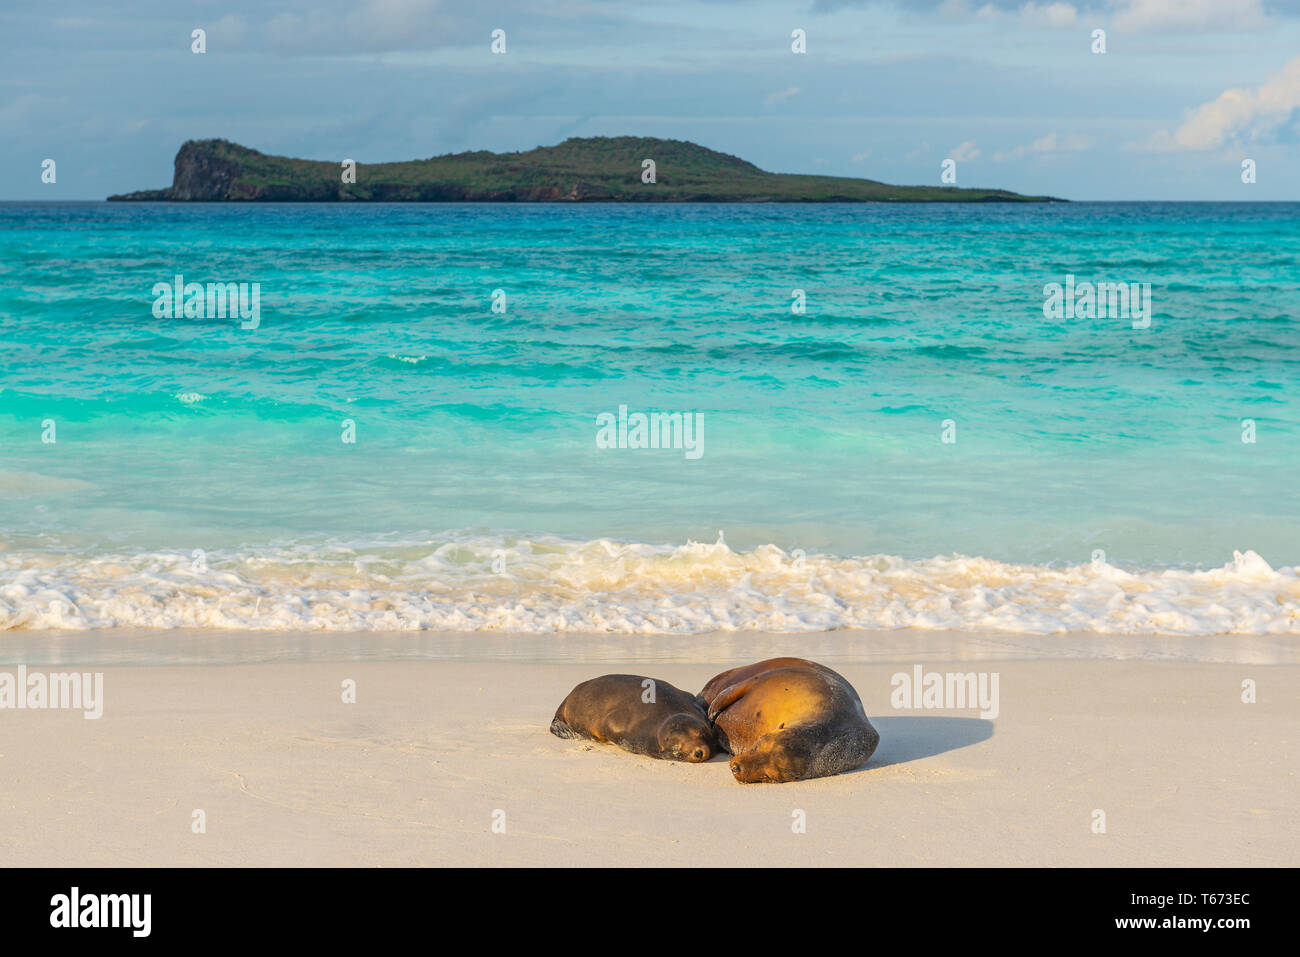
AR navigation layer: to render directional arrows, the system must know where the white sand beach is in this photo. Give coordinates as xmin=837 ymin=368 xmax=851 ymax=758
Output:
xmin=2 ymin=629 xmax=1295 ymax=867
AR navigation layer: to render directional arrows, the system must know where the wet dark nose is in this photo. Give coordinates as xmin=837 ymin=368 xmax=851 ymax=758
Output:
xmin=693 ymin=748 xmax=705 ymax=760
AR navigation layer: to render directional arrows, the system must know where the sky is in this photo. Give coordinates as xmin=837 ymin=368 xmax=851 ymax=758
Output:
xmin=3 ymin=0 xmax=1300 ymax=200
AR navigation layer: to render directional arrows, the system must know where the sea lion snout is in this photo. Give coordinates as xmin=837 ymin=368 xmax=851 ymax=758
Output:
xmin=659 ymin=713 xmax=717 ymax=762
xmin=670 ymin=740 xmax=712 ymax=763
xmin=728 ymin=737 xmax=807 ymax=783
xmin=552 ymin=674 xmax=716 ymax=762
xmin=700 ymin=658 xmax=879 ymax=783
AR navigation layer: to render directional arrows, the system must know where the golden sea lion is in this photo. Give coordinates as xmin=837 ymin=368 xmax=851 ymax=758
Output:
xmin=699 ymin=657 xmax=879 ymax=783
xmin=550 ymin=674 xmax=718 ymax=762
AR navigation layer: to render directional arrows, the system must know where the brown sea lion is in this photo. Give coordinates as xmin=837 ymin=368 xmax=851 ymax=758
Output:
xmin=550 ymin=674 xmax=718 ymax=762
xmin=700 ymin=657 xmax=879 ymax=783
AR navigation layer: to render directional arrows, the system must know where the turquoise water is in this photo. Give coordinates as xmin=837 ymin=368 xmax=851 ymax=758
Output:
xmin=1 ymin=202 xmax=1297 ymax=632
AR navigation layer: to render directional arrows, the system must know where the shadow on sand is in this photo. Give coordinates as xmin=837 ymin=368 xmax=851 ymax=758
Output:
xmin=703 ymin=715 xmax=994 ymax=778
xmin=864 ymin=715 xmax=994 ymax=770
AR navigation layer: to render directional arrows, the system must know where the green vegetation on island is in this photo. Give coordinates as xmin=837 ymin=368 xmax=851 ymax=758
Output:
xmin=108 ymin=136 xmax=1061 ymax=203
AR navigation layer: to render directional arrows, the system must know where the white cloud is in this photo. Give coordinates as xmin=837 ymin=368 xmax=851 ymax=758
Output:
xmin=1018 ymin=2 xmax=1079 ymax=27
xmin=763 ymin=87 xmax=802 ymax=105
xmin=265 ymin=0 xmax=459 ymax=54
xmin=931 ymin=0 xmax=1277 ymax=32
xmin=994 ymin=131 xmax=1095 ymax=160
xmin=851 ymin=149 xmax=873 ymax=162
xmin=936 ymin=1 xmax=1079 ymax=27
xmin=949 ymin=140 xmax=981 ymax=161
xmin=1109 ymin=0 xmax=1271 ymax=33
xmin=1131 ymin=55 xmax=1300 ymax=151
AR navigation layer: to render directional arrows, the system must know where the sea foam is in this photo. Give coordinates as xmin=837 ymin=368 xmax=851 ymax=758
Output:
xmin=1 ymin=536 xmax=1296 ymax=635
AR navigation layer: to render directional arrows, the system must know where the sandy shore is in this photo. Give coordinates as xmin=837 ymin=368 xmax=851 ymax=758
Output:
xmin=2 ymin=631 xmax=1296 ymax=866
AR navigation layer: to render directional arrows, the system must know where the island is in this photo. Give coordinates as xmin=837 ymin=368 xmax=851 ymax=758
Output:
xmin=107 ymin=136 xmax=1060 ymax=203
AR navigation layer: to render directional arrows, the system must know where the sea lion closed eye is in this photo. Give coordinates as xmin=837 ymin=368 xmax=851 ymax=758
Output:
xmin=550 ymin=674 xmax=718 ymax=763
xmin=699 ymin=657 xmax=879 ymax=783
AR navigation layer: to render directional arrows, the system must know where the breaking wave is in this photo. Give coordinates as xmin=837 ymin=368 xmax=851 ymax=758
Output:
xmin=1 ymin=534 xmax=1296 ymax=635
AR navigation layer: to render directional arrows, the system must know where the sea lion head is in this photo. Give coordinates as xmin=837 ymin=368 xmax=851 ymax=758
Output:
xmin=657 ymin=713 xmax=717 ymax=762
xmin=728 ymin=730 xmax=813 ymax=783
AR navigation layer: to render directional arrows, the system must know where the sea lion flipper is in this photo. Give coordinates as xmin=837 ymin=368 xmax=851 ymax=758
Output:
xmin=706 ymin=679 xmax=754 ymax=722
xmin=698 ymin=664 xmax=744 ymax=703
xmin=700 ymin=658 xmax=880 ymax=783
